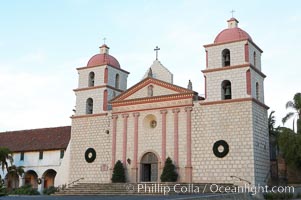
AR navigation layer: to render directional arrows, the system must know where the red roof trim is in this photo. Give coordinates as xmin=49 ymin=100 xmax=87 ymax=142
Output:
xmin=111 ymin=77 xmax=194 ymax=102
xmin=200 ymin=97 xmax=269 ymax=110
xmin=201 ymin=63 xmax=266 ymax=78
xmin=71 ymin=113 xmax=108 ymax=119
xmin=204 ymin=39 xmax=263 ymax=53
xmin=73 ymin=85 xmax=124 ymax=93
xmin=112 ymin=93 xmax=194 ymax=107
xmin=76 ymin=64 xmax=130 ymax=74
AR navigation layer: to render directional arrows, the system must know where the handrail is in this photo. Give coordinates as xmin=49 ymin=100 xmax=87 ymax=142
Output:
xmin=230 ymin=175 xmax=251 ymax=185
xmin=67 ymin=177 xmax=84 ymax=187
xmin=57 ymin=177 xmax=84 ymax=191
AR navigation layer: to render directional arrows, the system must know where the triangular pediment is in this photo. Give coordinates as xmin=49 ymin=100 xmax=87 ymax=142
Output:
xmin=111 ymin=77 xmax=194 ymax=103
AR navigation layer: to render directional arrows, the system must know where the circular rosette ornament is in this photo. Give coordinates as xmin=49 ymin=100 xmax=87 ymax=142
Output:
xmin=85 ymin=148 xmax=97 ymax=163
xmin=213 ymin=140 xmax=229 ymax=158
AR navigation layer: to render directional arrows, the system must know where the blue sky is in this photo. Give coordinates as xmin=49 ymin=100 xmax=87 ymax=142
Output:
xmin=0 ymin=0 xmax=300 ymax=131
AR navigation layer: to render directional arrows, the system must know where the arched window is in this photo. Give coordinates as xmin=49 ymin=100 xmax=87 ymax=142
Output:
xmin=115 ymin=74 xmax=120 ymax=89
xmin=222 ymin=49 xmax=231 ymax=67
xmin=221 ymin=80 xmax=232 ymax=100
xmin=256 ymin=82 xmax=259 ymax=100
xmin=147 ymin=85 xmax=153 ymax=97
xmin=253 ymin=52 xmax=257 ymax=67
xmin=88 ymin=72 xmax=95 ymax=87
xmin=86 ymin=98 xmax=93 ymax=114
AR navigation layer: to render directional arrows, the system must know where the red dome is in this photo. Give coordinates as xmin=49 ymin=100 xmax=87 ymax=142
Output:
xmin=214 ymin=27 xmax=252 ymax=44
xmin=87 ymin=54 xmax=120 ymax=68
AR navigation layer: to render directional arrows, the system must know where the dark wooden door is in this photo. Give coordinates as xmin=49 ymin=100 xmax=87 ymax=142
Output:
xmin=142 ymin=164 xmax=151 ymax=182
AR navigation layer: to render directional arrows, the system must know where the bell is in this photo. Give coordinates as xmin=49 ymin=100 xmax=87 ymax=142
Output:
xmin=225 ymin=85 xmax=231 ymax=96
xmin=225 ymin=54 xmax=230 ymax=62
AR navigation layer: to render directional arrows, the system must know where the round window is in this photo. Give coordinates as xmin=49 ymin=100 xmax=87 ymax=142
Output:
xmin=150 ymin=120 xmax=157 ymax=128
xmin=143 ymin=114 xmax=157 ymax=129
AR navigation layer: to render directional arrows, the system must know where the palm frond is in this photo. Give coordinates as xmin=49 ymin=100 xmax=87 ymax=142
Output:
xmin=268 ymin=111 xmax=276 ymax=132
xmin=293 ymin=93 xmax=301 ymax=111
xmin=286 ymin=101 xmax=295 ymax=109
xmin=282 ymin=112 xmax=296 ymax=124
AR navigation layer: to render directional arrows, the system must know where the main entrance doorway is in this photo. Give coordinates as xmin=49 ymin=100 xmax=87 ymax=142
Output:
xmin=140 ymin=152 xmax=158 ymax=182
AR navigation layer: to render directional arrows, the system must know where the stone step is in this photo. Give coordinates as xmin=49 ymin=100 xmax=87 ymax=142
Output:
xmin=55 ymin=182 xmax=233 ymax=196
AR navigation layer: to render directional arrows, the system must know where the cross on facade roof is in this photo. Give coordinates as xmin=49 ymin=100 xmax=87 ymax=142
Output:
xmin=103 ymin=37 xmax=106 ymax=44
xmin=154 ymin=46 xmax=160 ymax=60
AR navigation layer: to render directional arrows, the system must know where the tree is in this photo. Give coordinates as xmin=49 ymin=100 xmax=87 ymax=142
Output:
xmin=282 ymin=93 xmax=301 ymax=134
xmin=277 ymin=127 xmax=301 ymax=168
xmin=160 ymin=157 xmax=178 ymax=182
xmin=7 ymin=165 xmax=25 ymax=178
xmin=268 ymin=111 xmax=280 ymax=161
xmin=111 ymin=160 xmax=126 ymax=183
xmin=0 ymin=147 xmax=13 ymax=173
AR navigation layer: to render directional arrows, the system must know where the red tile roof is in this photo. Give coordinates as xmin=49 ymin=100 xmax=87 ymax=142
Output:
xmin=87 ymin=53 xmax=120 ymax=68
xmin=0 ymin=126 xmax=71 ymax=152
xmin=214 ymin=27 xmax=252 ymax=44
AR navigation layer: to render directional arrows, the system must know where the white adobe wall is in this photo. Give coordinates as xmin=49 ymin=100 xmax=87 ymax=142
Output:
xmin=142 ymin=60 xmax=174 ymax=84
xmin=114 ymin=99 xmax=191 ymax=183
xmin=74 ymin=88 xmax=105 ymax=115
xmin=107 ymin=66 xmax=128 ymax=91
xmin=191 ymin=101 xmax=255 ymax=185
xmin=69 ymin=115 xmax=111 ymax=183
xmin=205 ymin=67 xmax=250 ymax=101
xmin=55 ymin=144 xmax=71 ymax=186
xmin=250 ymin=69 xmax=265 ymax=103
xmin=0 ymin=150 xmax=63 ymax=185
xmin=248 ymin=43 xmax=262 ymax=70
xmin=124 ymin=84 xmax=178 ymax=100
xmin=206 ymin=41 xmax=247 ymax=69
xmin=78 ymin=67 xmax=105 ymax=88
xmin=252 ymin=102 xmax=270 ymax=185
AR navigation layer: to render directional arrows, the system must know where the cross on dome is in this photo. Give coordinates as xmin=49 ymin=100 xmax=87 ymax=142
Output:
xmin=230 ymin=9 xmax=235 ymax=18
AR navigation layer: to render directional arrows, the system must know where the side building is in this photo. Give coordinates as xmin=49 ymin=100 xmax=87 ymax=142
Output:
xmin=0 ymin=126 xmax=70 ymax=193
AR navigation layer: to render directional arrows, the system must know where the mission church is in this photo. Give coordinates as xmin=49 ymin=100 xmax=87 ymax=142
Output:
xmin=0 ymin=18 xmax=270 ymax=191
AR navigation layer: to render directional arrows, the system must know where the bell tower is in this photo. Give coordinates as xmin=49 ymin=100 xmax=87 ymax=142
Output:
xmin=73 ymin=44 xmax=129 ymax=116
xmin=200 ymin=18 xmax=270 ymax=185
xmin=203 ymin=18 xmax=265 ymax=104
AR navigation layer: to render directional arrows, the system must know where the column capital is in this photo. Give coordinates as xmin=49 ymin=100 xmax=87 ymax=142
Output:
xmin=160 ymin=110 xmax=168 ymax=114
xmin=122 ymin=113 xmax=129 ymax=118
xmin=133 ymin=112 xmax=140 ymax=117
xmin=185 ymin=107 xmax=193 ymax=112
xmin=112 ymin=114 xmax=118 ymax=120
xmin=172 ymin=108 xmax=180 ymax=113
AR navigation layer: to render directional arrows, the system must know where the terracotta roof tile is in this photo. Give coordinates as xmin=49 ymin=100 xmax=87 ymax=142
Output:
xmin=0 ymin=126 xmax=71 ymax=152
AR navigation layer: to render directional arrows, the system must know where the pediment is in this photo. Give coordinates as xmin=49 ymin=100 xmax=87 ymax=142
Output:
xmin=111 ymin=77 xmax=194 ymax=103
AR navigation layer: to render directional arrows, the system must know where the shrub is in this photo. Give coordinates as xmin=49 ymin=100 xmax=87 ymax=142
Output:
xmin=10 ymin=185 xmax=40 ymax=195
xmin=264 ymin=192 xmax=293 ymax=200
xmin=0 ymin=184 xmax=7 ymax=196
xmin=43 ymin=186 xmax=58 ymax=195
xmin=160 ymin=157 xmax=178 ymax=182
xmin=111 ymin=160 xmax=126 ymax=183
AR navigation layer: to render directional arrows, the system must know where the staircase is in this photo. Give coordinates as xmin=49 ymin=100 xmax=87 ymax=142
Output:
xmin=55 ymin=182 xmax=234 ymax=196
